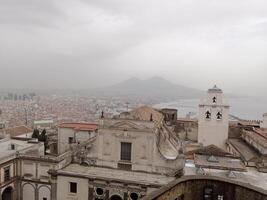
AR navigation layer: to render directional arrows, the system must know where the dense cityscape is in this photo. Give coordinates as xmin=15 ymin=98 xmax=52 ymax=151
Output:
xmin=0 ymin=92 xmax=146 ymax=128
xmin=1 ymin=0 xmax=266 ymax=199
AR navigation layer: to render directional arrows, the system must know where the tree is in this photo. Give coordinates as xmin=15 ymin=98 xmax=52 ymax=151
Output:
xmin=39 ymin=129 xmax=48 ymax=153
xmin=32 ymin=129 xmax=40 ymax=139
xmin=39 ymin=129 xmax=47 ymax=142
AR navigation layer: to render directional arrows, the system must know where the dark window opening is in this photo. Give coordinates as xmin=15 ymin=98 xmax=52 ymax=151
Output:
xmin=68 ymin=137 xmax=74 ymax=144
xmin=130 ymin=192 xmax=139 ymax=200
xmin=43 ymin=198 xmax=47 ymax=200
xmin=174 ymin=194 xmax=184 ymax=200
xmin=204 ymin=187 xmax=213 ymax=200
xmin=218 ymin=195 xmax=224 ymax=200
xmin=69 ymin=182 xmax=77 ymax=193
xmin=121 ymin=142 xmax=132 ymax=161
xmin=4 ymin=166 xmax=10 ymax=182
xmin=217 ymin=112 xmax=222 ymax=119
xmin=96 ymin=188 xmax=104 ymax=196
xmin=11 ymin=144 xmax=15 ymax=150
xmin=205 ymin=111 xmax=211 ymax=119
xmin=213 ymin=97 xmax=217 ymax=103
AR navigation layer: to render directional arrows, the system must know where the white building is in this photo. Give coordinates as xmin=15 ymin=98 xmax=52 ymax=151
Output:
xmin=198 ymin=85 xmax=230 ymax=149
xmin=0 ymin=138 xmax=44 ymax=200
xmin=261 ymin=113 xmax=267 ymax=129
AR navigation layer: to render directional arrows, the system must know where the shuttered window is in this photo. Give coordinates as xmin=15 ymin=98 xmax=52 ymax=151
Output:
xmin=120 ymin=142 xmax=131 ymax=161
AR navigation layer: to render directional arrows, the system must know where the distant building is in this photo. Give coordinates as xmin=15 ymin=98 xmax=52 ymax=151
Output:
xmin=261 ymin=113 xmax=267 ymax=129
xmin=54 ymin=107 xmax=184 ymax=200
xmin=0 ymin=86 xmax=266 ymax=200
xmin=5 ymin=125 xmax=33 ymax=139
xmin=33 ymin=119 xmax=54 ymax=129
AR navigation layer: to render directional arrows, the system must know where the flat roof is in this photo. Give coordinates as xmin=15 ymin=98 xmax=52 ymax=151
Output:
xmin=57 ymin=164 xmax=174 ymax=186
xmin=5 ymin=125 xmax=33 ymax=137
xmin=194 ymin=154 xmax=246 ymax=172
xmin=0 ymin=139 xmax=40 ymax=161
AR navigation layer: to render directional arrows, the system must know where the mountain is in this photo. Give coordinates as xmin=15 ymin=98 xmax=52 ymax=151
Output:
xmin=89 ymin=77 xmax=203 ymax=102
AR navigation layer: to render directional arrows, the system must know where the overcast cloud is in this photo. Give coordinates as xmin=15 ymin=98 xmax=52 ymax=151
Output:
xmin=0 ymin=0 xmax=266 ymax=95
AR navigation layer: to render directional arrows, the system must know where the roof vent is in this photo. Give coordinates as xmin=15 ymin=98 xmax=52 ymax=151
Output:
xmin=207 ymin=155 xmax=219 ymax=163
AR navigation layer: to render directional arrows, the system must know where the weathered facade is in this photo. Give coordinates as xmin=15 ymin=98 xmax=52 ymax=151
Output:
xmin=142 ymin=176 xmax=267 ymax=200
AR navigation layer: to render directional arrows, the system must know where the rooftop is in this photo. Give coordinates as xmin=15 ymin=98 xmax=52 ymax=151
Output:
xmin=227 ymin=138 xmax=260 ymax=161
xmin=57 ymin=164 xmax=174 ymax=186
xmin=58 ymin=122 xmax=98 ymax=132
xmin=184 ymin=164 xmax=267 ymax=191
xmin=130 ymin=106 xmax=164 ymax=122
xmin=5 ymin=125 xmax=33 ymax=137
xmin=0 ymin=138 xmax=41 ymax=162
xmin=194 ymin=154 xmax=246 ymax=172
xmin=186 ymin=145 xmax=231 ymax=157
xmin=33 ymin=119 xmax=54 ymax=125
xmin=208 ymin=85 xmax=223 ymax=93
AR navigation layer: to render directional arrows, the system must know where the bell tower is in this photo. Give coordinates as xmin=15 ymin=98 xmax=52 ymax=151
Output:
xmin=198 ymin=85 xmax=230 ymax=149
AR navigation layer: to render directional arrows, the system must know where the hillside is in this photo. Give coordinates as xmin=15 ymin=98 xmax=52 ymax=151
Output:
xmin=89 ymin=77 xmax=203 ymax=102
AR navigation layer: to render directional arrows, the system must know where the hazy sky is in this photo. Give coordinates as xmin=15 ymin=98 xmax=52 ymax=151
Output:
xmin=0 ymin=0 xmax=267 ymax=95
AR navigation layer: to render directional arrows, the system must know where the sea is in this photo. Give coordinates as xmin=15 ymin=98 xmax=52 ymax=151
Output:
xmin=154 ymin=97 xmax=267 ymax=120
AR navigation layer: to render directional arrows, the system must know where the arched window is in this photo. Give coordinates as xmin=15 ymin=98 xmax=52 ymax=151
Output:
xmin=212 ymin=96 xmax=217 ymax=103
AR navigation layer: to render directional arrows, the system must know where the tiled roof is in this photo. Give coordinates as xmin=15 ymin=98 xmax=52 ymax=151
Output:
xmin=186 ymin=144 xmax=231 ymax=157
xmin=130 ymin=106 xmax=163 ymax=122
xmin=238 ymin=120 xmax=260 ymax=127
xmin=58 ymin=122 xmax=98 ymax=131
xmin=227 ymin=139 xmax=260 ymax=161
xmin=244 ymin=129 xmax=267 ymax=149
xmin=5 ymin=125 xmax=33 ymax=137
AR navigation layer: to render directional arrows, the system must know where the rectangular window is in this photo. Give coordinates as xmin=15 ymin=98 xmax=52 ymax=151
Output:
xmin=204 ymin=187 xmax=213 ymax=200
xmin=68 ymin=137 xmax=73 ymax=144
xmin=43 ymin=198 xmax=47 ymax=200
xmin=218 ymin=195 xmax=224 ymax=200
xmin=120 ymin=142 xmax=132 ymax=161
xmin=4 ymin=166 xmax=11 ymax=182
xmin=69 ymin=182 xmax=77 ymax=193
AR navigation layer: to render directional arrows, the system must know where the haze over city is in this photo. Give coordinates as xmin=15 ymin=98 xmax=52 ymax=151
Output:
xmin=0 ymin=0 xmax=267 ymax=96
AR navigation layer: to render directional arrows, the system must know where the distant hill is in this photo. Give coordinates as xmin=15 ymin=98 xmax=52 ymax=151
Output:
xmin=88 ymin=77 xmax=203 ymax=102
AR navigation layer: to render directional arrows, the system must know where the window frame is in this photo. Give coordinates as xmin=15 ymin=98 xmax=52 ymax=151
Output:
xmin=69 ymin=182 xmax=77 ymax=193
xmin=120 ymin=142 xmax=132 ymax=161
xmin=4 ymin=166 xmax=11 ymax=182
